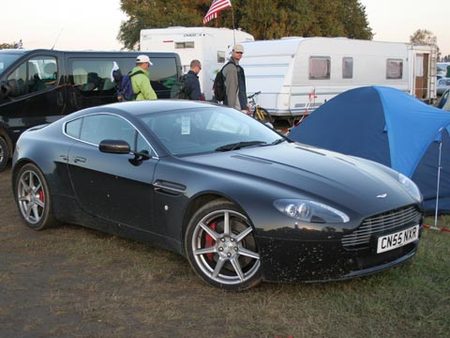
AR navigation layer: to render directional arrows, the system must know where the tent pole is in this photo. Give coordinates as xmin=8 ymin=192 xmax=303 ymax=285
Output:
xmin=432 ymin=140 xmax=443 ymax=230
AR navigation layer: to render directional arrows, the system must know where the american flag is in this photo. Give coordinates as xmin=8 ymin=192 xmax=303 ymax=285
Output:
xmin=203 ymin=0 xmax=232 ymax=24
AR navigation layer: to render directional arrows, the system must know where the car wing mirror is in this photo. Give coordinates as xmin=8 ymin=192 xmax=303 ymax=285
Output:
xmin=99 ymin=139 xmax=151 ymax=166
xmin=99 ymin=139 xmax=130 ymax=154
xmin=0 ymin=79 xmax=14 ymax=99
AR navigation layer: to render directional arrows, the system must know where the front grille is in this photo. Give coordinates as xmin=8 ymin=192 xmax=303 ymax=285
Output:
xmin=342 ymin=205 xmax=421 ymax=250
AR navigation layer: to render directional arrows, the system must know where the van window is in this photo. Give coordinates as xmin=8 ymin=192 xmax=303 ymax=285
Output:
xmin=0 ymin=52 xmax=22 ymax=75
xmin=342 ymin=57 xmax=353 ymax=79
xmin=386 ymin=59 xmax=403 ymax=79
xmin=6 ymin=56 xmax=58 ymax=97
xmin=70 ymin=60 xmax=116 ymax=92
xmin=309 ymin=56 xmax=331 ymax=80
xmin=147 ymin=57 xmax=178 ymax=98
xmin=69 ymin=57 xmax=177 ymax=98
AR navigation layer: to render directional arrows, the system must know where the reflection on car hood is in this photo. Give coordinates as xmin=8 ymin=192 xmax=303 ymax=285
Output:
xmin=186 ymin=142 xmax=414 ymax=215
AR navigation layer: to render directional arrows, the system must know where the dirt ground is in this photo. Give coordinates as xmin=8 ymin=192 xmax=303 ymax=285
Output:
xmin=0 ymin=165 xmax=231 ymax=337
xmin=1 ymin=164 xmax=449 ymax=338
xmin=0 ymin=165 xmax=298 ymax=337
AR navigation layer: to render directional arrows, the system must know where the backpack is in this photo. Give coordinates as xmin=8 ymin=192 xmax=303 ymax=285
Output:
xmin=213 ymin=62 xmax=232 ymax=102
xmin=114 ymin=69 xmax=143 ymax=101
xmin=171 ymin=74 xmax=189 ymax=99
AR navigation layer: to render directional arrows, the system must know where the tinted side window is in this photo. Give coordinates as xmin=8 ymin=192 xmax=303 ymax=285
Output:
xmin=69 ymin=59 xmax=117 ymax=92
xmin=6 ymin=56 xmax=58 ymax=97
xmin=74 ymin=114 xmax=152 ymax=154
xmin=149 ymin=57 xmax=178 ymax=98
xmin=65 ymin=118 xmax=82 ymax=138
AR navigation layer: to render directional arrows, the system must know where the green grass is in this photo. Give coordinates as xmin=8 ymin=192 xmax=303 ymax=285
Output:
xmin=1 ymin=166 xmax=449 ymax=338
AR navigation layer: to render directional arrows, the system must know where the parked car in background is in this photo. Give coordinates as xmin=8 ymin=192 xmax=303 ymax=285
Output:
xmin=437 ymin=62 xmax=450 ymax=79
xmin=437 ymin=77 xmax=450 ymax=96
xmin=437 ymin=88 xmax=450 ymax=111
xmin=12 ymin=100 xmax=423 ymax=290
xmin=0 ymin=49 xmax=182 ymax=171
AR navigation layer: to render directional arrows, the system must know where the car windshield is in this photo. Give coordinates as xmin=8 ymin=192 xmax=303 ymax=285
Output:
xmin=140 ymin=106 xmax=284 ymax=156
xmin=0 ymin=52 xmax=22 ymax=76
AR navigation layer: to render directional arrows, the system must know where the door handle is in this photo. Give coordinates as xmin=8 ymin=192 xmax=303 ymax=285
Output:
xmin=73 ymin=156 xmax=87 ymax=164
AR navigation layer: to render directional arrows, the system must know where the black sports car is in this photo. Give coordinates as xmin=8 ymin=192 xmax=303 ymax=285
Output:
xmin=12 ymin=100 xmax=423 ymax=290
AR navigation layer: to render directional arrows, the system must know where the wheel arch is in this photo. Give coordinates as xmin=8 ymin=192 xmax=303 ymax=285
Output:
xmin=180 ymin=192 xmax=250 ymax=252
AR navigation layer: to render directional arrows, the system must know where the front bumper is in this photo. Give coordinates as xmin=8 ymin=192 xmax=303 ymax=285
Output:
xmin=256 ymin=227 xmax=421 ymax=283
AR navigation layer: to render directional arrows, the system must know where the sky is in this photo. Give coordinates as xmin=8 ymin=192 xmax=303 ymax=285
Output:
xmin=360 ymin=0 xmax=450 ymax=56
xmin=1 ymin=0 xmax=449 ymax=56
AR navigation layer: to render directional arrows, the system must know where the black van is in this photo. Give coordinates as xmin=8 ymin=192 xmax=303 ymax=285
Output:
xmin=0 ymin=49 xmax=182 ymax=170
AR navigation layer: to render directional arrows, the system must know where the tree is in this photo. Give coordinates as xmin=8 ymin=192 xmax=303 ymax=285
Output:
xmin=0 ymin=40 xmax=22 ymax=49
xmin=410 ymin=29 xmax=437 ymax=46
xmin=410 ymin=29 xmax=439 ymax=59
xmin=118 ymin=0 xmax=373 ymax=49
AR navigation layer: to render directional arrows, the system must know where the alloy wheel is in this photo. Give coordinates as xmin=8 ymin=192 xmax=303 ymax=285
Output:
xmin=191 ymin=208 xmax=260 ymax=286
xmin=17 ymin=169 xmax=46 ymax=225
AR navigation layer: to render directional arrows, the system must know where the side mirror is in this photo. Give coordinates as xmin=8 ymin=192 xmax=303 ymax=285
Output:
xmin=99 ymin=139 xmax=130 ymax=154
xmin=1 ymin=79 xmax=19 ymax=98
xmin=99 ymin=139 xmax=150 ymax=166
xmin=0 ymin=80 xmax=10 ymax=99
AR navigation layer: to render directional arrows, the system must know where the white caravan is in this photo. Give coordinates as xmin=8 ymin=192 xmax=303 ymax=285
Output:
xmin=140 ymin=27 xmax=254 ymax=100
xmin=239 ymin=37 xmax=437 ymax=123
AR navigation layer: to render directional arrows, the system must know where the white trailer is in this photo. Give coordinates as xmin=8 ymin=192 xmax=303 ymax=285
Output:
xmin=239 ymin=37 xmax=437 ymax=123
xmin=140 ymin=27 xmax=254 ymax=100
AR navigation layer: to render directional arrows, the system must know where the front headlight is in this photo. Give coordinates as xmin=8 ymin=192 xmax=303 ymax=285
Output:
xmin=274 ymin=199 xmax=350 ymax=224
xmin=398 ymin=173 xmax=423 ymax=202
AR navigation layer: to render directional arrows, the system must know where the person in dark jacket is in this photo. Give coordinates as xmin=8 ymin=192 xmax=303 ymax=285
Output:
xmin=222 ymin=44 xmax=248 ymax=113
xmin=184 ymin=59 xmax=204 ymax=100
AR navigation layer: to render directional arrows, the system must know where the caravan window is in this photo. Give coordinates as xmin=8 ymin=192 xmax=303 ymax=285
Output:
xmin=342 ymin=57 xmax=353 ymax=79
xmin=309 ymin=56 xmax=330 ymax=80
xmin=386 ymin=59 xmax=403 ymax=79
xmin=175 ymin=41 xmax=195 ymax=49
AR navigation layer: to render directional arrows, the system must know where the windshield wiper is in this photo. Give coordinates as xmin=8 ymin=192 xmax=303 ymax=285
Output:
xmin=215 ymin=141 xmax=267 ymax=152
xmin=271 ymin=138 xmax=286 ymax=145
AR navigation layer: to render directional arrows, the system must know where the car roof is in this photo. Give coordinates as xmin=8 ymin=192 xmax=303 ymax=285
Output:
xmin=67 ymin=100 xmax=223 ymax=120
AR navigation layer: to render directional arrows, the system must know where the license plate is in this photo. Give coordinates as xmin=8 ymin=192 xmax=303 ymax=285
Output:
xmin=377 ymin=225 xmax=419 ymax=254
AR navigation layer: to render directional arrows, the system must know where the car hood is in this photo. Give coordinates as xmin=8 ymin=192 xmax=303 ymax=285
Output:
xmin=185 ymin=142 xmax=416 ymax=216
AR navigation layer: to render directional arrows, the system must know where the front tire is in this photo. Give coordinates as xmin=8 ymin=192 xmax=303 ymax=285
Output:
xmin=14 ymin=163 xmax=57 ymax=230
xmin=185 ymin=200 xmax=261 ymax=291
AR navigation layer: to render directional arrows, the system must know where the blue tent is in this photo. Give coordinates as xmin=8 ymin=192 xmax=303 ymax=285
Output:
xmin=289 ymin=86 xmax=450 ymax=213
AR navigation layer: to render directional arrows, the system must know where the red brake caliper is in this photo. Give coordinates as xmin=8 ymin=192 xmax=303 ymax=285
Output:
xmin=38 ymin=189 xmax=45 ymax=203
xmin=205 ymin=222 xmax=216 ymax=261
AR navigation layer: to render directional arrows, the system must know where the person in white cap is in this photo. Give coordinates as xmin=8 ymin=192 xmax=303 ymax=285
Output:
xmin=130 ymin=54 xmax=157 ymax=100
xmin=222 ymin=44 xmax=248 ymax=112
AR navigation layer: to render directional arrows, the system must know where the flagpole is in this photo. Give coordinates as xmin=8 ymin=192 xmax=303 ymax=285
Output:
xmin=231 ymin=2 xmax=236 ymax=45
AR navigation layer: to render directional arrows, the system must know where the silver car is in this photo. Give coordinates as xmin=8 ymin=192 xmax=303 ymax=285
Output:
xmin=437 ymin=77 xmax=450 ymax=96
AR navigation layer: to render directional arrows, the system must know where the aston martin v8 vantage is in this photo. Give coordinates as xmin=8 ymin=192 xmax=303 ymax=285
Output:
xmin=12 ymin=100 xmax=423 ymax=290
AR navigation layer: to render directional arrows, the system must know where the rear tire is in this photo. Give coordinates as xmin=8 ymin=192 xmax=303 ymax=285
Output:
xmin=14 ymin=163 xmax=58 ymax=230
xmin=185 ymin=199 xmax=262 ymax=291
xmin=0 ymin=136 xmax=10 ymax=172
